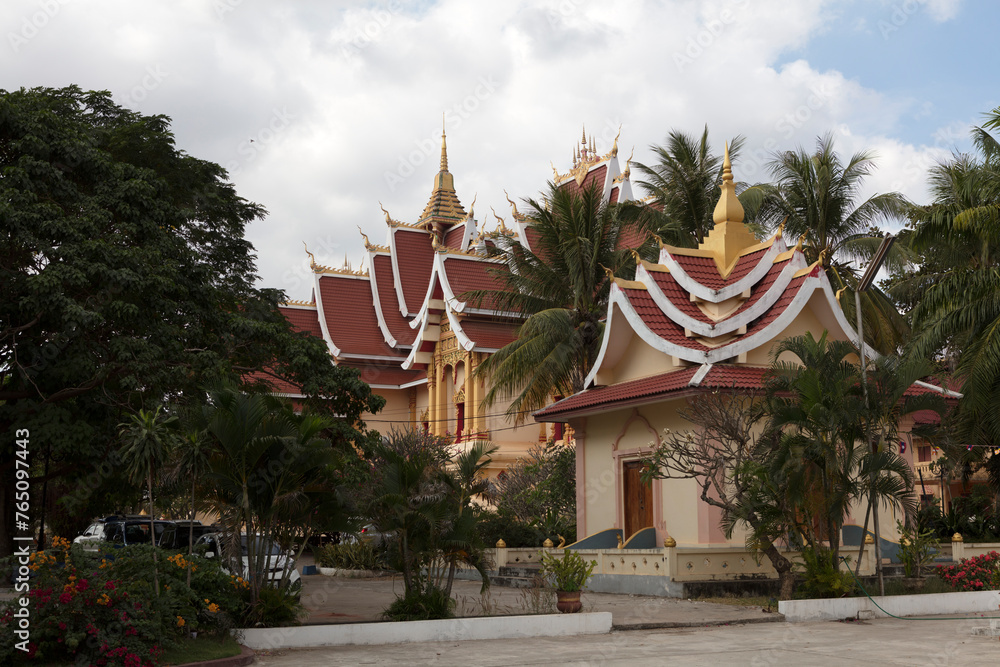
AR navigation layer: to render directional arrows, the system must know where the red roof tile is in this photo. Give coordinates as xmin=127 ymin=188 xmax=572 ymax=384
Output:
xmin=535 ymin=364 xmax=769 ymax=420
xmin=339 ymin=360 xmax=426 ymax=387
xmin=649 ymin=273 xmax=713 ymax=324
xmin=443 ymin=256 xmax=506 ymax=310
xmin=727 ymin=247 xmax=768 ymax=282
xmin=609 ymin=186 xmax=619 ymax=204
xmin=392 ymin=228 xmax=435 ymax=314
xmin=317 ymin=274 xmax=405 ymax=359
xmin=459 ymin=318 xmax=518 ymax=350
xmin=444 ymin=223 xmax=466 ymax=250
xmin=279 ymin=305 xmax=323 ymax=338
xmin=371 ymin=254 xmax=416 ymax=345
xmin=670 ymin=254 xmax=725 ymax=289
xmin=559 ymin=165 xmax=607 ymax=198
xmin=621 ymin=288 xmax=709 ymax=351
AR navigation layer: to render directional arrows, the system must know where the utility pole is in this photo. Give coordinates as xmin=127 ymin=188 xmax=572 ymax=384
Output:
xmin=856 ymin=234 xmax=895 ymax=597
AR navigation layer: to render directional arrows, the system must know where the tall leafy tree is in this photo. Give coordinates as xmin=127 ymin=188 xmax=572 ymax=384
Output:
xmin=741 ymin=135 xmax=911 ymax=354
xmin=0 ymin=86 xmax=383 ymax=556
xmin=631 ymin=127 xmax=746 ymax=245
xmin=906 ymin=108 xmax=1000 ymax=448
xmin=466 ymin=183 xmax=634 ymax=419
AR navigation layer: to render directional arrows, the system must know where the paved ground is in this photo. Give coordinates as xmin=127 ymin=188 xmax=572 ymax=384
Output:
xmin=295 ymin=554 xmax=778 ymax=629
xmin=251 ymin=615 xmax=1000 ymax=666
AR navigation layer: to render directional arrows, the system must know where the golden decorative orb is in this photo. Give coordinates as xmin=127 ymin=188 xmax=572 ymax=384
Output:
xmin=952 ymin=532 xmax=964 ymax=542
xmin=543 ymin=538 xmax=554 ymax=548
xmin=663 ymin=537 xmax=677 ymax=548
xmin=864 ymin=534 xmax=875 ymax=544
xmin=496 ymin=539 xmax=506 ymax=549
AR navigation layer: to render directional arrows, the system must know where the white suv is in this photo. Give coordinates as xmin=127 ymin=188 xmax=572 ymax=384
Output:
xmin=195 ymin=533 xmax=301 ymax=595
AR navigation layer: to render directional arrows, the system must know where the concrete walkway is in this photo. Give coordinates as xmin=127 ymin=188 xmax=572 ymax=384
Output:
xmin=296 ymin=556 xmax=779 ymax=630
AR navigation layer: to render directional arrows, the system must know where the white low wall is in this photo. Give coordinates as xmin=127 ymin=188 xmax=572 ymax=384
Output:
xmin=779 ymin=590 xmax=1000 ymax=623
xmin=236 ymin=612 xmax=613 ymax=649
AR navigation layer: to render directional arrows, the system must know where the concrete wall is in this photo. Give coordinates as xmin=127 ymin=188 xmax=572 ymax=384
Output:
xmin=779 ymin=590 xmax=1000 ymax=623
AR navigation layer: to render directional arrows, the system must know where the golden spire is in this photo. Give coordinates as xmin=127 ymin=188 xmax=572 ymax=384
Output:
xmin=699 ymin=143 xmax=758 ymax=271
xmin=712 ymin=143 xmax=745 ymax=225
xmin=439 ymin=114 xmax=448 ymax=171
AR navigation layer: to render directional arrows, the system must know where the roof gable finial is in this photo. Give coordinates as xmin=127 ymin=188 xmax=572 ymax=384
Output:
xmin=712 ymin=142 xmax=745 ymax=225
xmin=440 ymin=113 xmax=448 ymax=172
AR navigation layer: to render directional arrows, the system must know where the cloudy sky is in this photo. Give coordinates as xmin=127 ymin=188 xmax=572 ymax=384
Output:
xmin=4 ymin=0 xmax=995 ymax=299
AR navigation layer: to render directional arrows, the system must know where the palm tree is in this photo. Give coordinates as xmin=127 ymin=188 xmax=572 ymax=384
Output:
xmin=466 ymin=183 xmax=634 ymax=420
xmin=118 ymin=405 xmax=179 ymax=598
xmin=907 ymin=108 xmax=1000 ymax=446
xmin=766 ymin=332 xmax=867 ymax=569
xmin=201 ymin=386 xmax=343 ymax=602
xmin=742 ymin=134 xmax=912 ymax=354
xmin=172 ymin=425 xmax=212 ymax=588
xmin=631 ymin=127 xmax=746 ymax=245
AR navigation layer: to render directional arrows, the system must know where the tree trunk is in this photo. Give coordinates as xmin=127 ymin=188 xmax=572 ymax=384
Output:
xmin=760 ymin=541 xmax=796 ymax=600
xmin=148 ymin=473 xmax=160 ymax=597
xmin=187 ymin=475 xmax=195 ymax=589
xmin=444 ymin=560 xmax=457 ymax=598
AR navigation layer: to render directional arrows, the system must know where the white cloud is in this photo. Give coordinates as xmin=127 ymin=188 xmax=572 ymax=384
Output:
xmin=0 ymin=0 xmax=979 ymax=294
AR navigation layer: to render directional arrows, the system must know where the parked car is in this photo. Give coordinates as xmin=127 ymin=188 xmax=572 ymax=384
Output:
xmin=194 ymin=533 xmax=301 ymax=594
xmin=168 ymin=521 xmax=217 ymax=549
xmin=102 ymin=518 xmax=177 ymax=548
xmin=73 ymin=521 xmax=108 ymax=547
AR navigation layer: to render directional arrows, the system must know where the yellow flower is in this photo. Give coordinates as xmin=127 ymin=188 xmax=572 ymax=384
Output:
xmin=204 ymin=599 xmax=210 ymax=604
xmin=176 ymin=616 xmax=186 ymax=627
xmin=207 ymin=603 xmax=220 ymax=613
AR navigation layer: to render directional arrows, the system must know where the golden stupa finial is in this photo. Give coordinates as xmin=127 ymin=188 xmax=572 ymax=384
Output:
xmin=439 ymin=114 xmax=448 ymax=172
xmin=712 ymin=142 xmax=745 ymax=225
xmin=504 ymin=189 xmax=520 ymax=218
xmin=358 ymin=226 xmax=372 ymax=249
xmin=581 ymin=124 xmax=587 ymax=147
xmin=303 ymin=242 xmax=318 ymax=270
xmin=590 ymin=135 xmax=596 ymax=157
xmin=610 ymin=125 xmax=621 ymax=157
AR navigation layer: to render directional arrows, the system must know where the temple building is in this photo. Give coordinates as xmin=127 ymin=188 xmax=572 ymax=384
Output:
xmin=272 ymin=125 xmax=635 ymax=474
xmin=534 ymin=148 xmax=959 ymax=549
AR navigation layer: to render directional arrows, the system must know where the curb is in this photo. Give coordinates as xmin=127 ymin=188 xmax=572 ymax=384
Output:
xmin=172 ymin=644 xmax=255 ymax=667
xmin=613 ymin=613 xmax=785 ymax=631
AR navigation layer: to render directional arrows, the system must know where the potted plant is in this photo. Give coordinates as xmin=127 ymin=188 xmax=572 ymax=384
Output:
xmin=539 ymin=549 xmax=597 ymax=613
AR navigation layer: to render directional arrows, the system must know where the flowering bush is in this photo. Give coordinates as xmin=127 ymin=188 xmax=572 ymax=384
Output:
xmin=0 ymin=537 xmax=250 ymax=665
xmin=0 ymin=537 xmax=163 ymax=666
xmin=937 ymin=551 xmax=1000 ymax=592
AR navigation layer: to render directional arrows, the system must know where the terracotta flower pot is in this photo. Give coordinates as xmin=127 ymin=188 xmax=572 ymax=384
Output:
xmin=556 ymin=590 xmax=582 ymax=613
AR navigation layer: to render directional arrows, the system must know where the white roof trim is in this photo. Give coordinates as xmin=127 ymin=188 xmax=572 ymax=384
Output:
xmin=688 ymin=364 xmax=713 ymax=387
xmin=658 ymin=237 xmax=787 ymax=303
xmin=312 ymin=272 xmax=342 ymax=358
xmin=639 ymin=254 xmax=807 ymax=338
xmin=912 ymin=380 xmax=963 ymax=399
xmin=388 ymin=225 xmax=431 ymax=318
xmin=400 ymin=377 xmax=429 ymax=389
xmin=367 ymin=250 xmax=399 ymax=347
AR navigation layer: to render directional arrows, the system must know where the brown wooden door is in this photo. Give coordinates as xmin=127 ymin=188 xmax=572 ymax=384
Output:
xmin=623 ymin=460 xmax=653 ymax=539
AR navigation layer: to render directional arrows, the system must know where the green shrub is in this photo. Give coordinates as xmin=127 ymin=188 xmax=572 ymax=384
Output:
xmin=382 ymin=587 xmax=454 ymax=621
xmin=896 ymin=520 xmax=937 ymax=578
xmin=794 ymin=547 xmax=855 ymax=599
xmin=477 ymin=510 xmax=547 ymax=548
xmin=539 ymin=549 xmax=596 ymax=592
xmin=315 ymin=541 xmax=381 ymax=570
xmin=238 ymin=586 xmax=305 ymax=628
